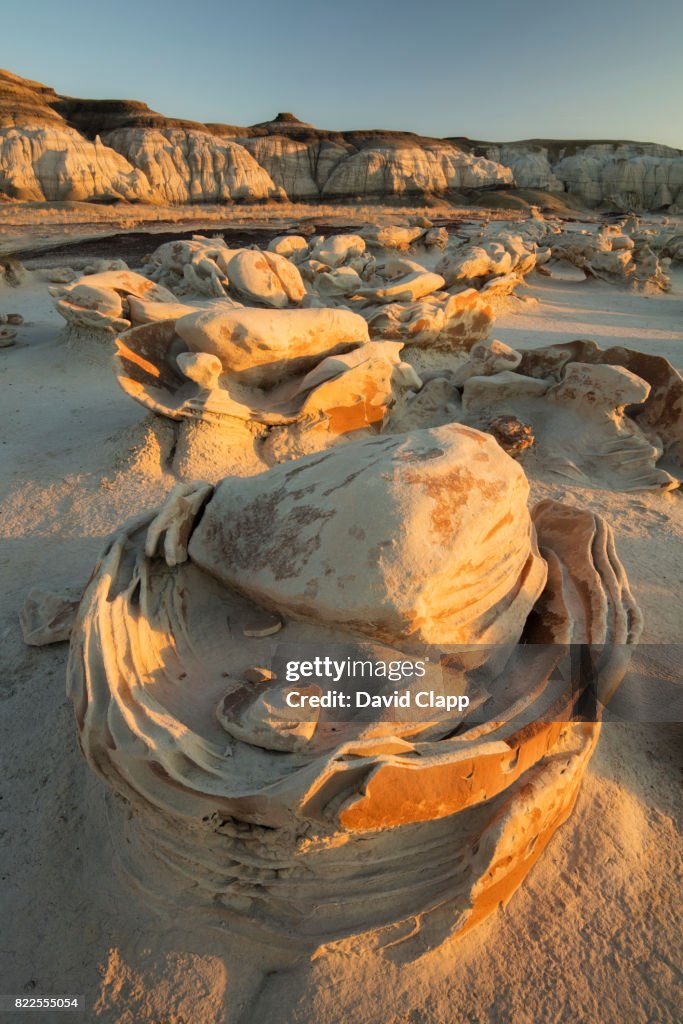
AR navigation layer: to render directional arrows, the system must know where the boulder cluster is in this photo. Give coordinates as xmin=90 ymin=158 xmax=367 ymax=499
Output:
xmin=28 ymin=206 xmax=678 ymax=957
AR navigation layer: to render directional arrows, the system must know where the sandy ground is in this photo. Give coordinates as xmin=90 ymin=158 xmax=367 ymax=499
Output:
xmin=0 ymin=231 xmax=681 ymax=1023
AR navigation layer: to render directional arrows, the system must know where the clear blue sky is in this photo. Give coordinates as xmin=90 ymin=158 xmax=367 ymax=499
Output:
xmin=4 ymin=0 xmax=683 ymax=147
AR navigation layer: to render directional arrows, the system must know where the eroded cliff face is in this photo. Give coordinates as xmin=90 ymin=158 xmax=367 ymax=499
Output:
xmin=0 ymin=68 xmax=154 ymax=202
xmin=101 ymin=127 xmax=282 ymax=204
xmin=317 ymin=140 xmax=512 ymax=197
xmin=2 ymin=68 xmax=682 ymax=209
xmin=476 ymin=140 xmax=683 ymax=211
xmin=239 ymin=135 xmax=353 ymax=198
xmin=0 ymin=126 xmax=154 ymax=202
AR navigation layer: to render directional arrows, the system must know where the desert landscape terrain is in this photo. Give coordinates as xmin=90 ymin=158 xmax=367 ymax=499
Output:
xmin=0 ymin=62 xmax=681 ymax=1024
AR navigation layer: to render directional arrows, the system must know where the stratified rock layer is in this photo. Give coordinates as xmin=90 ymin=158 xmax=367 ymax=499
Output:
xmin=67 ymin=424 xmax=641 ymax=957
xmin=3 ymin=69 xmax=683 ymax=209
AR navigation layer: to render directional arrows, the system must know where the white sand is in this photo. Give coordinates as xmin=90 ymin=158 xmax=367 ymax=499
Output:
xmin=0 ymin=238 xmax=680 ymax=1023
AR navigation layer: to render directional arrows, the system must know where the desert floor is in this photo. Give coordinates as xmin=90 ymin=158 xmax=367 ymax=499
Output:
xmin=0 ymin=212 xmax=681 ymax=1023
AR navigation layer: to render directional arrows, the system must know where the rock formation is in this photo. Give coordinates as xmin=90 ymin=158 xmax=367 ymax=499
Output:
xmin=49 ymin=228 xmax=679 ymax=491
xmin=389 ymin=339 xmax=682 ymax=491
xmin=49 ymin=270 xmax=179 ymax=333
xmin=114 ymin=306 xmax=420 ymax=477
xmin=435 ymin=218 xmax=553 ymax=300
xmin=20 ymin=588 xmax=80 ymax=646
xmin=469 ymin=139 xmax=683 ymax=212
xmin=4 ymin=69 xmax=683 ymax=209
xmin=139 ymin=231 xmax=496 ymax=350
xmin=550 ymin=223 xmax=671 ymax=291
xmin=0 ymin=125 xmax=155 ymax=202
xmin=144 ymin=236 xmax=306 ymax=306
xmin=67 ymin=423 xmax=642 ymax=957
xmin=102 ymin=127 xmax=282 ymax=204
xmin=365 ymin=288 xmax=493 ymax=351
xmin=518 ymin=340 xmax=683 ymax=468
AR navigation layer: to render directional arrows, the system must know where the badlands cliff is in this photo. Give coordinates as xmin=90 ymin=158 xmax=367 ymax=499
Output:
xmin=1 ymin=68 xmax=682 ymax=209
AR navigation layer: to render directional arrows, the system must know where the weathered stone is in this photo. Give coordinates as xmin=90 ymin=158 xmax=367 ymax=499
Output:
xmin=188 ymin=424 xmax=547 ymax=646
xmin=489 ymin=415 xmax=535 ymax=456
xmin=49 ymin=270 xmax=177 ymax=333
xmin=174 ymin=306 xmax=369 ymax=387
xmin=67 ymin=423 xmax=641 ymax=957
xmin=20 ymin=588 xmax=80 ymax=646
xmin=226 ymin=249 xmax=305 ymax=307
xmin=310 ymin=234 xmax=366 ymax=268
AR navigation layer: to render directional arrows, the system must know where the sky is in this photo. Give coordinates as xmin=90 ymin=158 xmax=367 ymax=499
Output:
xmin=3 ymin=0 xmax=683 ymax=147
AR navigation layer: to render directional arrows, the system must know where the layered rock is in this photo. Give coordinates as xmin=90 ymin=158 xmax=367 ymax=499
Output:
xmin=317 ymin=140 xmax=512 ymax=197
xmin=67 ymin=423 xmax=642 ymax=957
xmin=102 ymin=127 xmax=281 ymax=204
xmin=0 ymin=125 xmax=154 ymax=202
xmin=4 ymin=68 xmax=682 ymax=209
xmin=114 ymin=306 xmax=419 ymax=478
xmin=553 ymin=144 xmax=683 ymax=212
xmin=49 ymin=270 xmax=178 ymax=333
xmin=474 ymin=139 xmax=683 ymax=212
xmin=240 ymin=135 xmax=352 ymax=198
xmin=389 ymin=338 xmax=682 ymax=491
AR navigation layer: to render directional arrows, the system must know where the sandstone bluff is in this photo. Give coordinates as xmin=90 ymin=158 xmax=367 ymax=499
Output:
xmin=2 ymin=68 xmax=683 ymax=211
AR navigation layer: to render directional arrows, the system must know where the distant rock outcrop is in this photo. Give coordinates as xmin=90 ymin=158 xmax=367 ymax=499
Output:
xmin=0 ymin=125 xmax=154 ymax=202
xmin=466 ymin=139 xmax=683 ymax=212
xmin=101 ymin=127 xmax=282 ymax=203
xmin=2 ymin=68 xmax=682 ymax=209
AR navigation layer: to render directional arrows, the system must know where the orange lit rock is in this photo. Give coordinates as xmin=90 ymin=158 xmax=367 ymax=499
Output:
xmin=67 ymin=424 xmax=640 ymax=957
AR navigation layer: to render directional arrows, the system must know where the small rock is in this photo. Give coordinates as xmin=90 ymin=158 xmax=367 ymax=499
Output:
xmin=216 ymin=682 xmax=318 ymax=752
xmin=44 ymin=266 xmax=78 ymax=284
xmin=20 ymin=588 xmax=81 ymax=646
xmin=243 ymin=667 xmax=277 ymax=684
xmin=489 ymin=415 xmax=535 ymax=457
xmin=242 ymin=613 xmax=283 ymax=638
xmin=1 ymin=256 xmax=27 ymax=287
xmin=424 ymin=226 xmax=449 ymax=249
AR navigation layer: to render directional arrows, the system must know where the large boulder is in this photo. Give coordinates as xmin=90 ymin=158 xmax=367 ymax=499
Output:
xmin=67 ymin=419 xmax=641 ymax=957
xmin=310 ymin=234 xmax=366 ymax=267
xmin=188 ymin=424 xmax=547 ymax=646
xmin=226 ymin=249 xmax=306 ymax=307
xmin=175 ymin=306 xmax=369 ymax=387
